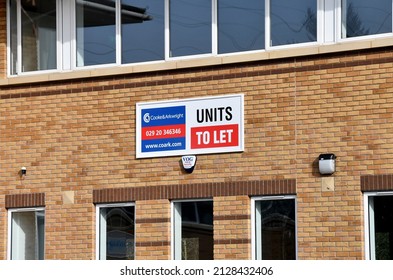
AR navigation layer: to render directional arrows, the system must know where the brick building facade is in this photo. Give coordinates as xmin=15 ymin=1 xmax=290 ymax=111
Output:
xmin=1 ymin=1 xmax=393 ymax=260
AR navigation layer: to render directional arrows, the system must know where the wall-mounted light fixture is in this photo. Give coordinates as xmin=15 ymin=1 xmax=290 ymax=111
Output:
xmin=318 ymin=154 xmax=336 ymax=175
xmin=19 ymin=166 xmax=27 ymax=178
xmin=181 ymin=155 xmax=197 ymax=173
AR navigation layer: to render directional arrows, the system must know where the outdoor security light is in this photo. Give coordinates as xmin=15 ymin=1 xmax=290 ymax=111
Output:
xmin=318 ymin=154 xmax=336 ymax=175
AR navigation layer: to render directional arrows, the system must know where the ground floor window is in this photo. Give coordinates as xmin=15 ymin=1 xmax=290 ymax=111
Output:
xmin=172 ymin=200 xmax=213 ymax=260
xmin=252 ymin=196 xmax=296 ymax=260
xmin=8 ymin=208 xmax=45 ymax=260
xmin=365 ymin=192 xmax=393 ymax=260
xmin=96 ymin=203 xmax=135 ymax=260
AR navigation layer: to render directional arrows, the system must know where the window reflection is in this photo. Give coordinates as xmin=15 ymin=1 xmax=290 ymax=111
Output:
xmin=99 ymin=206 xmax=135 ymax=260
xmin=76 ymin=0 xmax=118 ymax=66
xmin=342 ymin=0 xmax=392 ymax=38
xmin=121 ymin=0 xmax=164 ymax=64
xmin=169 ymin=0 xmax=212 ymax=57
xmin=256 ymin=199 xmax=296 ymax=260
xmin=270 ymin=0 xmax=316 ymax=46
xmin=180 ymin=201 xmax=213 ymax=260
xmin=218 ymin=0 xmax=265 ymax=54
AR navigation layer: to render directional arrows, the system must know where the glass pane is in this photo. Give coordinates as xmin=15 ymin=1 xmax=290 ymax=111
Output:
xmin=21 ymin=0 xmax=57 ymax=72
xmin=76 ymin=0 xmax=116 ymax=66
xmin=218 ymin=0 xmax=265 ymax=54
xmin=372 ymin=196 xmax=393 ymax=260
xmin=258 ymin=199 xmax=295 ymax=260
xmin=342 ymin=0 xmax=392 ymax=38
xmin=270 ymin=0 xmax=316 ymax=46
xmin=181 ymin=201 xmax=213 ymax=260
xmin=100 ymin=206 xmax=135 ymax=260
xmin=9 ymin=0 xmax=17 ymax=74
xmin=11 ymin=210 xmax=45 ymax=260
xmin=121 ymin=0 xmax=164 ymax=64
xmin=170 ymin=0 xmax=212 ymax=57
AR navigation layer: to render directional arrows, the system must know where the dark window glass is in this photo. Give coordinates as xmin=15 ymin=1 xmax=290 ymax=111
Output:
xmin=257 ymin=199 xmax=296 ymax=260
xmin=342 ymin=0 xmax=392 ymax=38
xmin=169 ymin=0 xmax=212 ymax=57
xmin=372 ymin=196 xmax=393 ymax=260
xmin=10 ymin=0 xmax=17 ymax=75
xmin=121 ymin=0 xmax=165 ymax=63
xmin=100 ymin=206 xmax=135 ymax=260
xmin=271 ymin=0 xmax=316 ymax=46
xmin=181 ymin=201 xmax=213 ymax=260
xmin=76 ymin=0 xmax=116 ymax=66
xmin=218 ymin=0 xmax=265 ymax=54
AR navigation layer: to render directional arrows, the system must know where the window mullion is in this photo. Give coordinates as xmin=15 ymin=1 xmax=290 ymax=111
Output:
xmin=212 ymin=0 xmax=217 ymax=55
xmin=165 ymin=0 xmax=170 ymax=60
xmin=265 ymin=0 xmax=271 ymax=50
xmin=368 ymin=196 xmax=376 ymax=260
xmin=172 ymin=202 xmax=182 ymax=260
xmin=16 ymin=0 xmax=22 ymax=74
xmin=116 ymin=0 xmax=121 ymax=65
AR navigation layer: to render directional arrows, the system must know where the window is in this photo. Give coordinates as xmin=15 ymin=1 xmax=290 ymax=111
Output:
xmin=121 ymin=0 xmax=165 ymax=64
xmin=341 ymin=0 xmax=392 ymax=39
xmin=252 ymin=196 xmax=296 ymax=260
xmin=96 ymin=203 xmax=135 ymax=260
xmin=365 ymin=193 xmax=393 ymax=260
xmin=9 ymin=0 xmax=57 ymax=74
xmin=172 ymin=200 xmax=213 ymax=260
xmin=76 ymin=0 xmax=117 ymax=66
xmin=8 ymin=208 xmax=45 ymax=260
xmin=8 ymin=1 xmax=393 ymax=76
xmin=270 ymin=0 xmax=317 ymax=47
xmin=218 ymin=0 xmax=265 ymax=54
xmin=169 ymin=0 xmax=212 ymax=57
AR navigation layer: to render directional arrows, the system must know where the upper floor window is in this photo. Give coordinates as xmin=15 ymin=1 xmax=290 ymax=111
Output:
xmin=218 ymin=0 xmax=265 ymax=54
xmin=341 ymin=0 xmax=392 ymax=39
xmin=270 ymin=0 xmax=317 ymax=46
xmin=121 ymin=0 xmax=165 ymax=64
xmin=7 ymin=0 xmax=393 ymax=76
xmin=169 ymin=0 xmax=211 ymax=57
xmin=9 ymin=0 xmax=57 ymax=74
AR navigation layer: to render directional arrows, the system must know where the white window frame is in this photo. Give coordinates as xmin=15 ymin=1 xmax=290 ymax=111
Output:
xmin=7 ymin=0 xmax=393 ymax=76
xmin=251 ymin=195 xmax=297 ymax=260
xmin=95 ymin=202 xmax=135 ymax=260
xmin=364 ymin=191 xmax=393 ymax=260
xmin=7 ymin=207 xmax=45 ymax=260
xmin=171 ymin=198 xmax=213 ymax=260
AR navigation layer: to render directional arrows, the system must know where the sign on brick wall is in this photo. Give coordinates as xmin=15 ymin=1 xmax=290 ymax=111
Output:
xmin=136 ymin=94 xmax=244 ymax=158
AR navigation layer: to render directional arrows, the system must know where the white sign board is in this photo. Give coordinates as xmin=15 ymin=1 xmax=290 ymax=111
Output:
xmin=136 ymin=94 xmax=244 ymax=158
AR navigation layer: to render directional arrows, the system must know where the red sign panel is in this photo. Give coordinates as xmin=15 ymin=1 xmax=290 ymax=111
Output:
xmin=191 ymin=124 xmax=239 ymax=149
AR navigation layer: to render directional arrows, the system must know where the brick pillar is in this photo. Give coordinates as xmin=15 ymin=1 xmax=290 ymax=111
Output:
xmin=135 ymin=199 xmax=171 ymax=260
xmin=214 ymin=195 xmax=251 ymax=259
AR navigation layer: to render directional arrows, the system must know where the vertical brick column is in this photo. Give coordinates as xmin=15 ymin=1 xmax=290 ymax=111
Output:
xmin=135 ymin=199 xmax=171 ymax=260
xmin=214 ymin=196 xmax=251 ymax=259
